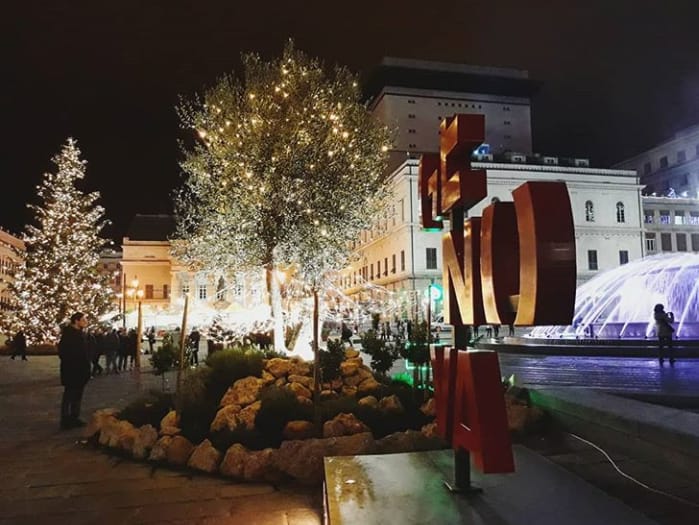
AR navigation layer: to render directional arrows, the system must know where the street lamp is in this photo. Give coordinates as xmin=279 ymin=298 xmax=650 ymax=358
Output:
xmin=124 ymin=276 xmax=144 ymax=370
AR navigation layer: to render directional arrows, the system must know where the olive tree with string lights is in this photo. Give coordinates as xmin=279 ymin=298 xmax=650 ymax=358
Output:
xmin=1 ymin=139 xmax=115 ymax=345
xmin=173 ymin=42 xmax=391 ymax=352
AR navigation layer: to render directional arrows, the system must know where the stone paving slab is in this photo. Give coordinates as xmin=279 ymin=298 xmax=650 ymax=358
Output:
xmin=0 ymin=356 xmax=322 ymax=524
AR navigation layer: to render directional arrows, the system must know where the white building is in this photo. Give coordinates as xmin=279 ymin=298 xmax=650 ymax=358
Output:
xmin=365 ymin=57 xmax=536 ymax=171
xmin=642 ymin=196 xmax=699 ymax=254
xmin=615 ymin=124 xmax=699 ymax=197
xmin=341 ymin=157 xmax=644 ymax=311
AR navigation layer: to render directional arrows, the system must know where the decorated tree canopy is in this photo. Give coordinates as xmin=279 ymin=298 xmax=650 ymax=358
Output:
xmin=1 ymin=139 xmax=115 ymax=344
xmin=173 ymin=41 xmax=391 ymax=350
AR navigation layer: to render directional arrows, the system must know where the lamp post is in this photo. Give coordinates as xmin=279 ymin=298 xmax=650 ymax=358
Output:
xmin=124 ymin=276 xmax=144 ymax=371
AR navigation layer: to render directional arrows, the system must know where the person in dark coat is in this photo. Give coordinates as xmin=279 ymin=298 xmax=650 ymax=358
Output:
xmin=654 ymin=304 xmax=675 ymax=364
xmin=188 ymin=328 xmax=201 ymax=366
xmin=10 ymin=330 xmax=27 ymax=360
xmin=58 ymin=312 xmax=91 ymax=429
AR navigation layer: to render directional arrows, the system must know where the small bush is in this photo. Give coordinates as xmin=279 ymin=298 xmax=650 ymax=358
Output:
xmin=205 ymin=347 xmax=265 ymax=404
xmin=149 ymin=339 xmax=178 ymax=375
xmin=391 ymin=372 xmax=414 ymax=388
xmin=318 ymin=339 xmax=344 ymax=382
xmin=176 ymin=368 xmax=217 ymax=444
xmin=118 ymin=390 xmax=174 ymax=428
xmin=254 ymin=386 xmax=313 ymax=447
xmin=361 ymin=330 xmax=400 ymax=378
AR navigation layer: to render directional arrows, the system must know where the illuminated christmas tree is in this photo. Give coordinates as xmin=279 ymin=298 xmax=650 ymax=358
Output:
xmin=2 ymin=139 xmax=115 ymax=344
xmin=174 ymin=42 xmax=390 ymax=351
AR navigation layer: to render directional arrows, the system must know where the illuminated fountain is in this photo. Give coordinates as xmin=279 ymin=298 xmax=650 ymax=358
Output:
xmin=528 ymin=253 xmax=699 ymax=340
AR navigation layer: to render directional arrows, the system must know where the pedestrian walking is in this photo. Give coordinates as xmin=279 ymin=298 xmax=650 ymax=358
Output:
xmin=654 ymin=304 xmax=675 ymax=364
xmin=10 ymin=330 xmax=27 ymax=360
xmin=104 ymin=328 xmax=120 ymax=374
xmin=58 ymin=312 xmax=91 ymax=429
xmin=188 ymin=327 xmax=200 ymax=366
xmin=147 ymin=327 xmax=156 ymax=354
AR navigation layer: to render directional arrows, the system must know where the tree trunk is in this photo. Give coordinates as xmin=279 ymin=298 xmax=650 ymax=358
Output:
xmin=266 ymin=263 xmax=287 ymax=352
xmin=312 ymin=288 xmax=321 ymax=435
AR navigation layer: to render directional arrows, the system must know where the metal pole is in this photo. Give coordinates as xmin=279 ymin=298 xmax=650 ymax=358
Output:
xmin=312 ymin=287 xmax=321 ymax=434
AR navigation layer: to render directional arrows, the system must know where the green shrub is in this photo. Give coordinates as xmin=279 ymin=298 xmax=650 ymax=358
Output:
xmin=205 ymin=347 xmax=264 ymax=405
xmin=361 ymin=330 xmax=400 ymax=378
xmin=118 ymin=390 xmax=174 ymax=428
xmin=254 ymin=386 xmax=313 ymax=447
xmin=175 ymin=368 xmax=217 ymax=444
xmin=149 ymin=339 xmax=178 ymax=375
xmin=318 ymin=339 xmax=344 ymax=382
xmin=391 ymin=372 xmax=414 ymax=388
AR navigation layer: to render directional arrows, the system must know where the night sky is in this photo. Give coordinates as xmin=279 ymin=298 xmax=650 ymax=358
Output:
xmin=4 ymin=1 xmax=699 ymax=243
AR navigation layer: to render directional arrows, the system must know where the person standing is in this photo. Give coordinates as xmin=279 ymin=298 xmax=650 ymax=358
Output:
xmin=147 ymin=327 xmax=156 ymax=354
xmin=188 ymin=327 xmax=201 ymax=366
xmin=58 ymin=312 xmax=91 ymax=429
xmin=654 ymin=304 xmax=675 ymax=365
xmin=10 ymin=330 xmax=27 ymax=361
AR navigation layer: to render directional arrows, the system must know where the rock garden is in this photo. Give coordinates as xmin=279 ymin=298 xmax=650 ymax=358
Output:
xmin=85 ymin=342 xmax=544 ymax=485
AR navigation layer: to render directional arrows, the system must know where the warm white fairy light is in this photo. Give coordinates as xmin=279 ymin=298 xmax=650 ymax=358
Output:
xmin=172 ymin=42 xmax=391 ymax=349
xmin=1 ymin=139 xmax=116 ymax=344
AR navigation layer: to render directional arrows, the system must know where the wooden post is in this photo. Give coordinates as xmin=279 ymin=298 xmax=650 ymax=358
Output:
xmin=312 ymin=287 xmax=321 ymax=434
xmin=177 ymin=294 xmax=189 ymax=391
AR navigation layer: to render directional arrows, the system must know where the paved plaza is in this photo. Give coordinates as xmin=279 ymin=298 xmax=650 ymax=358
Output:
xmin=0 ymin=356 xmax=322 ymax=525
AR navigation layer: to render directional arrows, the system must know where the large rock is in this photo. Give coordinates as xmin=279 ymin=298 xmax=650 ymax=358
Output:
xmin=344 ymin=348 xmax=360 ymax=359
xmin=115 ymin=421 xmax=139 ymax=452
xmin=243 ymin=448 xmax=278 ymax=481
xmin=265 ymin=358 xmax=291 ymax=378
xmin=149 ymin=436 xmax=173 ymax=461
xmin=340 ymin=361 xmax=359 ymax=377
xmin=356 ymin=367 xmax=374 ymax=382
xmin=357 ymin=378 xmax=381 ymax=395
xmin=261 ymin=370 xmax=276 ymax=385
xmin=323 ymin=413 xmax=370 ymax=438
xmin=288 ymin=374 xmax=313 ymax=389
xmin=219 ymin=376 xmax=263 ymax=407
xmin=160 ymin=410 xmax=181 ymax=436
xmin=343 ymin=373 xmax=364 ymax=387
xmin=166 ymin=435 xmax=194 ymax=466
xmin=210 ymin=404 xmax=242 ymax=433
xmin=274 ymin=432 xmax=377 ymax=484
xmin=237 ymin=400 xmax=262 ymax=430
xmin=84 ymin=408 xmax=119 ymax=439
xmin=341 ymin=385 xmax=357 ymax=397
xmin=358 ymin=395 xmax=378 ymax=408
xmin=420 ymin=422 xmax=439 ymax=439
xmin=97 ymin=417 xmax=122 ymax=447
xmin=288 ymin=382 xmax=312 ymax=399
xmin=379 ymin=394 xmax=404 ymax=414
xmin=288 ymin=358 xmax=311 ymax=377
xmin=283 ymin=420 xmax=316 ymax=440
xmin=187 ymin=439 xmax=222 ymax=473
xmin=220 ymin=443 xmax=248 ymax=478
xmin=375 ymin=430 xmax=447 ymax=454
xmin=132 ymin=424 xmax=159 ymax=459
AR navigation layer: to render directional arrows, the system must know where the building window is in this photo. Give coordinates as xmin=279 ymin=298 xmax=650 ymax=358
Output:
xmin=678 ymin=150 xmax=686 ymax=163
xmin=181 ymin=283 xmax=190 ymax=296
xmin=674 ymin=211 xmax=685 ymax=225
xmin=426 ymin=248 xmax=438 ymax=270
xmin=392 ymin=254 xmax=396 ymax=273
xmin=163 ymin=284 xmax=169 ymax=299
xmin=145 ymin=284 xmax=153 ymax=299
xmin=677 ymin=233 xmax=688 ymax=252
xmin=644 ymin=212 xmax=654 ymax=224
xmin=661 ymin=233 xmax=672 ymax=251
xmin=408 ymin=114 xmax=416 ymax=119
xmin=401 ymin=250 xmax=405 ymax=271
xmin=370 ymin=264 xmax=374 ymax=280
xmin=408 ymin=129 xmax=416 ymax=134
xmin=690 ymin=212 xmax=699 ymax=225
xmin=585 ymin=200 xmax=595 ymax=222
xmin=646 ymin=233 xmax=656 ymax=252
xmin=619 ymin=250 xmax=629 ymax=265
xmin=659 ymin=156 xmax=668 ymax=168
xmin=696 ymin=144 xmax=699 ymax=157
xmin=692 ymin=234 xmax=699 ymax=251
xmin=503 ymin=106 xmax=511 ymax=111
xmin=407 ymin=99 xmax=416 ymax=104
xmin=616 ymin=202 xmax=625 ymax=223
xmin=643 ymin=162 xmax=652 ymax=175
xmin=377 ymin=260 xmax=381 ymax=277
xmin=198 ymin=284 xmax=207 ymax=300
xmin=659 ymin=211 xmax=671 ymax=224
xmin=384 ymin=257 xmax=388 ymax=276
xmin=504 ymin=120 xmax=511 ymax=125
xmin=587 ymin=250 xmax=598 ymax=271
